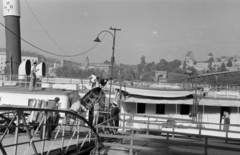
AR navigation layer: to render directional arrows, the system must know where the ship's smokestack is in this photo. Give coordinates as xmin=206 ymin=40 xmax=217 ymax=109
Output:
xmin=2 ymin=0 xmax=21 ymax=74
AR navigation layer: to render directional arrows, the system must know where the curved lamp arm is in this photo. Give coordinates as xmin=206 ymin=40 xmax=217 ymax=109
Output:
xmin=94 ymin=30 xmax=114 ymax=42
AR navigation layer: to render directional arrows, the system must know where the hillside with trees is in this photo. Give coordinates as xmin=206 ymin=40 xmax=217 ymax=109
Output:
xmin=54 ymin=55 xmax=240 ymax=86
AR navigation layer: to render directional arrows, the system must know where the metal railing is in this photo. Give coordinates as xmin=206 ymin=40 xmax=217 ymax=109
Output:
xmin=96 ymin=113 xmax=240 ymax=155
xmin=0 ymin=74 xmax=116 ymax=94
xmin=0 ymin=106 xmax=101 ymax=155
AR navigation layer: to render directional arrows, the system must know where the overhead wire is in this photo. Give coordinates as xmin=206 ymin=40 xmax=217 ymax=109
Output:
xmin=24 ymin=0 xmax=76 ymax=62
xmin=0 ymin=21 xmax=108 ymax=58
xmin=0 ymin=21 xmax=107 ymax=58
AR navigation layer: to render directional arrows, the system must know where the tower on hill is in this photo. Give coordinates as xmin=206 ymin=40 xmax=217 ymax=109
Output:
xmin=207 ymin=53 xmax=213 ymax=60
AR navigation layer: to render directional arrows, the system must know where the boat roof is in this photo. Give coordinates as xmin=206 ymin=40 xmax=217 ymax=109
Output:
xmin=114 ymin=85 xmax=240 ymax=107
xmin=115 ymin=87 xmax=195 ymax=98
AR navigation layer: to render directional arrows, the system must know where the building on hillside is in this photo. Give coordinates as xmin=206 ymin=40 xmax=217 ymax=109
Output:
xmin=0 ymin=49 xmax=6 ymax=74
xmin=50 ymin=57 xmax=111 ymax=76
xmin=180 ymin=51 xmax=198 ymax=69
xmin=83 ymin=63 xmax=110 ymax=72
xmin=0 ymin=48 xmax=39 ymax=74
xmin=184 ymin=51 xmax=197 ymax=67
xmin=62 ymin=60 xmax=80 ymax=69
xmin=79 ymin=57 xmax=111 ymax=72
xmin=215 ymin=58 xmax=221 ymax=62
xmin=38 ymin=54 xmax=46 ymax=63
xmin=54 ymin=59 xmax=63 ymax=68
xmin=180 ymin=51 xmax=240 ymax=73
xmin=226 ymin=67 xmax=238 ymax=71
xmin=185 ymin=51 xmax=194 ymax=60
xmin=48 ymin=67 xmax=57 ymax=77
xmin=21 ymin=51 xmax=38 ymax=64
xmin=233 ymin=62 xmax=240 ymax=69
xmin=185 ymin=51 xmax=197 ymax=66
xmin=207 ymin=53 xmax=213 ymax=60
xmin=193 ymin=62 xmax=208 ymax=71
xmin=220 ymin=56 xmax=229 ymax=63
xmin=233 ymin=55 xmax=240 ymax=62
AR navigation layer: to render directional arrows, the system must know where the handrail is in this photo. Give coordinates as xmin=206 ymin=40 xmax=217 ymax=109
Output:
xmin=96 ymin=116 xmax=240 ymax=155
xmin=0 ymin=106 xmax=101 ymax=155
xmin=120 ymin=113 xmax=240 ymax=127
xmin=0 ymin=105 xmax=100 ymax=140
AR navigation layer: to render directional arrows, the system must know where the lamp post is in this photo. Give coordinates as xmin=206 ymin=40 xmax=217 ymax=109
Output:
xmin=94 ymin=27 xmax=121 ymax=111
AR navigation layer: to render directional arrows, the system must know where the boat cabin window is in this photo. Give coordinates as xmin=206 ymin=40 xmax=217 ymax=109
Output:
xmin=137 ymin=103 xmax=146 ymax=114
xmin=180 ymin=104 xmax=190 ymax=115
xmin=156 ymin=104 xmax=165 ymax=114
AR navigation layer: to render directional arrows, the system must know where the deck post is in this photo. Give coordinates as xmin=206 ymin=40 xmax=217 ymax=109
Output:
xmin=61 ymin=116 xmax=67 ymax=153
xmin=172 ymin=120 xmax=175 ymax=138
xmin=147 ymin=117 xmax=150 ymax=135
xmin=238 ymin=107 xmax=239 ymax=131
xmin=129 ymin=130 xmax=134 ymax=155
xmin=123 ymin=115 xmax=125 ymax=132
xmin=41 ymin=112 xmax=47 ymax=155
xmin=176 ymin=104 xmax=177 ymax=114
xmin=199 ymin=121 xmax=202 ymax=140
xmin=204 ymin=137 xmax=208 ymax=155
xmin=166 ymin=133 xmax=169 ymax=153
xmin=76 ymin=119 xmax=80 ymax=150
xmin=13 ymin=111 xmax=20 ymax=155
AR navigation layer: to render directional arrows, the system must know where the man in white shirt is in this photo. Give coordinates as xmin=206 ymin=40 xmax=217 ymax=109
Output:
xmin=29 ymin=62 xmax=39 ymax=91
xmin=89 ymin=74 xmax=97 ymax=89
xmin=68 ymin=99 xmax=87 ymax=134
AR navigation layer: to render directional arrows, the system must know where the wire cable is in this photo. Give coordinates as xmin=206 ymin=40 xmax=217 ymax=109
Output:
xmin=0 ymin=21 xmax=107 ymax=57
xmin=24 ymin=0 xmax=76 ymax=62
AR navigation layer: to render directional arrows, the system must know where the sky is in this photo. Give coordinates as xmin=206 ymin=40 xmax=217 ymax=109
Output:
xmin=1 ymin=0 xmax=240 ymax=65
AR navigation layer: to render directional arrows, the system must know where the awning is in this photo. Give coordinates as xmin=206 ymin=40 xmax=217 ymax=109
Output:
xmin=124 ymin=97 xmax=240 ymax=107
xmin=124 ymin=96 xmax=193 ymax=104
xmin=115 ymin=87 xmax=195 ymax=98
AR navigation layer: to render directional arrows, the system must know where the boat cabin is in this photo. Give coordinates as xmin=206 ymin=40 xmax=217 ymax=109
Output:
xmin=114 ymin=85 xmax=240 ymax=131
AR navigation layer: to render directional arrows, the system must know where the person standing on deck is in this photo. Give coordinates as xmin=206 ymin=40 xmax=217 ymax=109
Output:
xmin=93 ymin=101 xmax=103 ymax=126
xmin=110 ymin=101 xmax=120 ymax=133
xmin=40 ymin=97 xmax=60 ymax=140
xmin=89 ymin=74 xmax=97 ymax=89
xmin=29 ymin=62 xmax=39 ymax=91
xmin=222 ymin=111 xmax=230 ymax=131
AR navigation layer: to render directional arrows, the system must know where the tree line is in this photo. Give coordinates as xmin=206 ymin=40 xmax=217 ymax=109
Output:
xmin=54 ymin=56 xmax=240 ymax=86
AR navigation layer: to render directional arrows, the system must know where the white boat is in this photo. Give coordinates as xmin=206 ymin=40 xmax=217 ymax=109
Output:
xmin=112 ymin=84 xmax=240 ymax=132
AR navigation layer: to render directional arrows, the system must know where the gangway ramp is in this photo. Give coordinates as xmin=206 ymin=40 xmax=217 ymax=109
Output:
xmin=0 ymin=106 xmax=101 ymax=155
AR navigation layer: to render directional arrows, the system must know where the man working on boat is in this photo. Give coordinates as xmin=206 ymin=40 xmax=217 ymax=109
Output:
xmin=40 ymin=97 xmax=60 ymax=140
xmin=89 ymin=74 xmax=97 ymax=89
xmin=110 ymin=101 xmax=120 ymax=133
xmin=68 ymin=96 xmax=87 ymax=134
xmin=99 ymin=79 xmax=108 ymax=88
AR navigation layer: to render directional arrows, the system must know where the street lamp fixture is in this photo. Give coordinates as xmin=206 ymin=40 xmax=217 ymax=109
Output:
xmin=93 ymin=37 xmax=101 ymax=42
xmin=94 ymin=27 xmax=121 ymax=111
